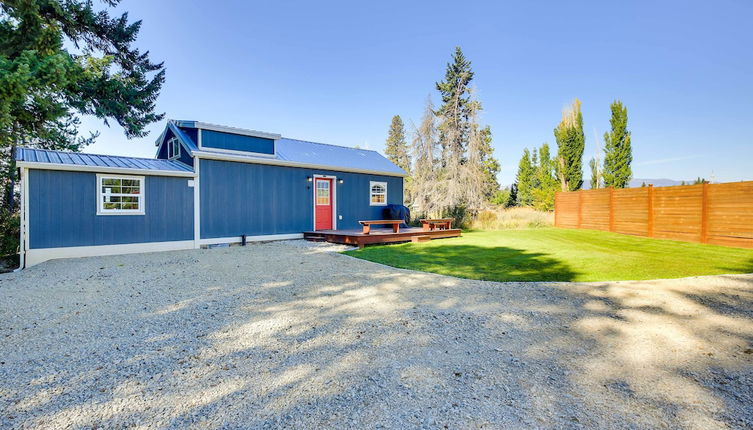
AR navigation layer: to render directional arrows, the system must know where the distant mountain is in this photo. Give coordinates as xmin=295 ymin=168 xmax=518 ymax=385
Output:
xmin=582 ymin=178 xmax=692 ymax=190
xmin=628 ymin=178 xmax=690 ymax=188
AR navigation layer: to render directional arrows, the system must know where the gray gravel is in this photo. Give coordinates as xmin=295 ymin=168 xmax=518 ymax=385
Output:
xmin=1 ymin=240 xmax=752 ymax=429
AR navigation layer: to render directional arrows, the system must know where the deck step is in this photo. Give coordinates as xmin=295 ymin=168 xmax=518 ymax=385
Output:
xmin=305 ymin=235 xmax=326 ymax=242
xmin=411 ymin=235 xmax=432 ymax=243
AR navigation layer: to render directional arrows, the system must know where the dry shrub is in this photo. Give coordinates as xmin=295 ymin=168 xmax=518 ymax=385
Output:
xmin=471 ymin=207 xmax=553 ymax=230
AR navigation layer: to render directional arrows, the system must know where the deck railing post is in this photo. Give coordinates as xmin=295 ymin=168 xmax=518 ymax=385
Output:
xmin=647 ymin=184 xmax=654 ymax=237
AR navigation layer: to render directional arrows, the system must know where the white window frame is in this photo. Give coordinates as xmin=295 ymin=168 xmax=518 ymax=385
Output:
xmin=96 ymin=174 xmax=146 ymax=215
xmin=167 ymin=137 xmax=181 ymax=160
xmin=369 ymin=181 xmax=387 ymax=206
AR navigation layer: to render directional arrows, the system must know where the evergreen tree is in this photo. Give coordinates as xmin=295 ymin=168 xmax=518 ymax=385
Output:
xmin=602 ymin=100 xmax=632 ymax=188
xmin=554 ymin=99 xmax=585 ymax=191
xmin=478 ymin=125 xmax=500 ymax=200
xmin=432 ymin=46 xmax=498 ymax=212
xmin=384 ymin=115 xmax=410 ymax=173
xmin=435 ymin=46 xmax=474 ymax=164
xmin=506 ymin=183 xmax=518 ymax=207
xmin=0 ymin=0 xmax=165 ymax=212
xmin=515 ymin=148 xmax=535 ymax=206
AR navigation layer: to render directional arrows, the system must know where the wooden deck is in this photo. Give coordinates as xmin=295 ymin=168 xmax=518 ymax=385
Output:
xmin=303 ymin=227 xmax=462 ymax=248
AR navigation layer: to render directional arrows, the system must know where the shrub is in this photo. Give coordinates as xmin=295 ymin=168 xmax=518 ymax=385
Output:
xmin=470 ymin=207 xmax=553 ymax=230
xmin=442 ymin=205 xmax=473 ymax=230
xmin=0 ymin=209 xmax=19 ymax=256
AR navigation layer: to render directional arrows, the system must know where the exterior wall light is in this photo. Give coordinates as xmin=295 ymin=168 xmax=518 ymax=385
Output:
xmin=338 ymin=179 xmax=344 ymax=184
xmin=307 ymin=176 xmax=312 ymax=182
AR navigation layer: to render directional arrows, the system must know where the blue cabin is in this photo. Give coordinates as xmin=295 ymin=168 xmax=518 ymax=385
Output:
xmin=15 ymin=120 xmax=406 ymax=267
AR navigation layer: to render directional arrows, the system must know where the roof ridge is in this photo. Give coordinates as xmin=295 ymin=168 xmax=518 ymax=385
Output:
xmin=18 ymin=147 xmax=184 ymax=163
xmin=280 ymin=137 xmax=381 ymax=154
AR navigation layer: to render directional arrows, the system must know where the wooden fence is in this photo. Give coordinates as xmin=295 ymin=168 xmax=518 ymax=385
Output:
xmin=554 ymin=181 xmax=753 ymax=249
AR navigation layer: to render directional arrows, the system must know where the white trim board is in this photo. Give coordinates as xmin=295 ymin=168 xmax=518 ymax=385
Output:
xmin=25 ymin=240 xmax=195 ymax=267
xmin=198 ymin=233 xmax=303 ymax=246
xmin=193 ymin=151 xmax=406 ymax=177
xmin=16 ymin=161 xmax=196 ymax=178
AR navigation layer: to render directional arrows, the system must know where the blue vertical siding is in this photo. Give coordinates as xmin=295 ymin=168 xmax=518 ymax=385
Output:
xmin=156 ymin=128 xmax=194 ymax=167
xmin=201 ymin=130 xmax=275 ymax=154
xmin=28 ymin=170 xmax=194 ymax=249
xmin=200 ymin=159 xmax=403 ymax=238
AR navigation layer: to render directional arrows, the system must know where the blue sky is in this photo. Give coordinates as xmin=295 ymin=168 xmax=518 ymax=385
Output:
xmin=83 ymin=0 xmax=753 ymax=185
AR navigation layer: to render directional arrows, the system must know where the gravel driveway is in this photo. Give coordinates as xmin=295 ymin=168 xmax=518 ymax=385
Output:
xmin=1 ymin=240 xmax=752 ymax=429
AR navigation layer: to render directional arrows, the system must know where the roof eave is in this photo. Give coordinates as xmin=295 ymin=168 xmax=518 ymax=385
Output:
xmin=174 ymin=120 xmax=281 ymax=140
xmin=16 ymin=160 xmax=196 ymax=177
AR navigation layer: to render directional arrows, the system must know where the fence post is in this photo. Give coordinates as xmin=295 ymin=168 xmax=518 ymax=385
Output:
xmin=609 ymin=188 xmax=615 ymax=232
xmin=701 ymin=182 xmax=709 ymax=243
xmin=647 ymin=184 xmax=654 ymax=237
xmin=577 ymin=190 xmax=583 ymax=229
xmin=554 ymin=192 xmax=559 ymax=227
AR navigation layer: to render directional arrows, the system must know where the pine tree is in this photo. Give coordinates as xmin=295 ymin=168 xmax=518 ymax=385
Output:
xmin=385 ymin=115 xmax=410 ymax=173
xmin=554 ymin=99 xmax=585 ymax=191
xmin=0 ymin=0 xmax=165 ymax=212
xmin=602 ymin=100 xmax=632 ymax=188
xmin=507 ymin=183 xmax=518 ymax=207
xmin=515 ymin=149 xmax=535 ymax=206
xmin=478 ymin=126 xmax=500 ymax=200
xmin=433 ymin=46 xmax=498 ymax=212
xmin=410 ymin=97 xmax=438 ymax=217
xmin=435 ymin=47 xmax=474 ymax=164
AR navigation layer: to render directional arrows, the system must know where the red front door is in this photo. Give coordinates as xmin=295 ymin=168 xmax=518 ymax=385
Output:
xmin=315 ymin=178 xmax=333 ymax=230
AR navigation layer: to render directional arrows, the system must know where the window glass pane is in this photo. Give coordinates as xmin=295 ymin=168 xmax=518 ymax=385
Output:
xmin=99 ymin=176 xmax=143 ymax=213
xmin=316 ymin=180 xmax=330 ymax=205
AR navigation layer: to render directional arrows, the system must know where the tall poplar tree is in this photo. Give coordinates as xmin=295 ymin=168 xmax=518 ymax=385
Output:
xmin=515 ymin=148 xmax=535 ymax=206
xmin=602 ymin=100 xmax=632 ymax=188
xmin=533 ymin=143 xmax=558 ymax=210
xmin=384 ymin=115 xmax=410 ymax=173
xmin=554 ymin=99 xmax=585 ymax=191
xmin=589 ymin=157 xmax=601 ymax=189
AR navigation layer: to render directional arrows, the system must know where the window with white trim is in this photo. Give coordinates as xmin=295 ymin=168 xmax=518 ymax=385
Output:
xmin=370 ymin=181 xmax=387 ymax=206
xmin=167 ymin=137 xmax=181 ymax=160
xmin=97 ymin=175 xmax=145 ymax=215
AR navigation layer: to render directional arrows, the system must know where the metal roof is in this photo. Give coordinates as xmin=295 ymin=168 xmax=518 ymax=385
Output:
xmin=15 ymin=148 xmax=194 ymax=173
xmin=275 ymin=138 xmax=405 ymax=176
xmin=163 ymin=120 xmax=407 ymax=176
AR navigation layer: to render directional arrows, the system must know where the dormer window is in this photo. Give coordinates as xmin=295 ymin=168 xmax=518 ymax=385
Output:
xmin=167 ymin=137 xmax=181 ymax=160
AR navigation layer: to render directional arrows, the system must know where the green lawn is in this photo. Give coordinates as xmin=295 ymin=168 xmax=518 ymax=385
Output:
xmin=343 ymin=228 xmax=753 ymax=282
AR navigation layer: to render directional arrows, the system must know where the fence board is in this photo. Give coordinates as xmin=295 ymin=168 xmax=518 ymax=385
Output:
xmin=554 ymin=181 xmax=753 ymax=249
